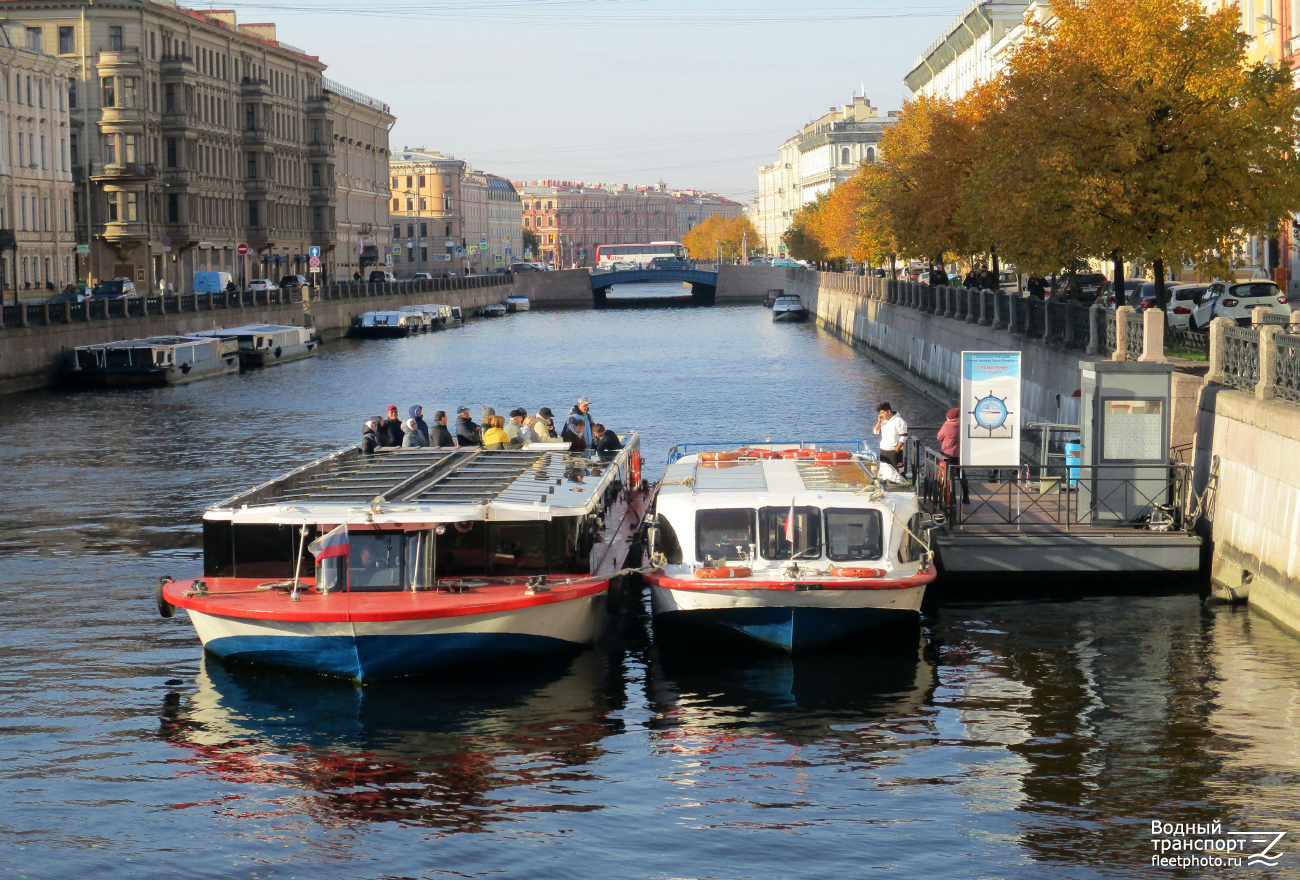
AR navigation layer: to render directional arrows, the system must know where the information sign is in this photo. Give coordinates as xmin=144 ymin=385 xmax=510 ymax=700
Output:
xmin=309 ymin=246 xmax=321 ymax=258
xmin=76 ymin=244 xmax=90 ymax=255
xmin=455 ymin=246 xmax=464 ymax=257
xmin=959 ymin=351 xmax=1021 ymax=467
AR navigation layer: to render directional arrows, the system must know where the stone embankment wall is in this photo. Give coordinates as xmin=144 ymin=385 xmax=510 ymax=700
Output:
xmin=0 ymin=275 xmax=513 ymax=394
xmin=715 ymin=265 xmax=817 ymax=303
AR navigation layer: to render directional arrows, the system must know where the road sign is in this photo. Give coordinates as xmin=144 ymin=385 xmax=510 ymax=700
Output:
xmin=309 ymin=245 xmax=321 ymax=258
xmin=445 ymin=239 xmax=455 ymax=247
xmin=161 ymin=235 xmax=172 ymax=247
xmin=469 ymin=245 xmax=478 ymax=255
xmin=75 ymin=244 xmax=89 ymax=255
xmin=393 ymin=245 xmax=403 ymax=256
xmin=237 ymin=243 xmax=249 ymax=256
xmin=506 ymin=235 xmax=511 ymax=242
xmin=524 ymin=248 xmax=533 ymax=259
xmin=494 ymin=255 xmax=503 ymax=264
xmin=505 ymin=246 xmax=512 ymax=255
xmin=309 ymin=255 xmax=321 ymax=269
xmin=480 ymin=236 xmax=487 ymax=245
xmin=455 ymin=246 xmax=464 ymax=256
xmin=778 ymin=244 xmax=787 ymax=255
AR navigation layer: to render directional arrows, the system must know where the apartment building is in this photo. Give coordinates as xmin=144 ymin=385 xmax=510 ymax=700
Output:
xmin=387 ymin=148 xmax=467 ymax=278
xmin=673 ymin=189 xmax=742 ymax=241
xmin=0 ymin=25 xmax=77 ymax=295
xmin=517 ymin=180 xmax=679 ymax=268
xmin=0 ymin=0 xmax=392 ymax=290
xmin=753 ymin=94 xmax=896 ymax=254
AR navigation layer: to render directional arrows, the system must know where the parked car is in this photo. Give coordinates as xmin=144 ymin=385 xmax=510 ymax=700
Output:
xmin=1166 ymin=284 xmax=1210 ymax=331
xmin=649 ymin=256 xmax=688 ymax=269
xmin=368 ymin=270 xmax=397 ymax=283
xmin=413 ymin=272 xmax=433 ymax=280
xmin=247 ymin=278 xmax=279 ymax=292
xmin=192 ymin=271 xmax=233 ymax=294
xmin=1059 ymin=272 xmax=1109 ymax=303
xmin=1188 ymin=280 xmax=1290 ymax=330
xmin=1106 ymin=279 xmax=1147 ymax=306
xmin=91 ymin=278 xmax=138 ymax=299
xmin=278 ymin=274 xmax=308 ymax=291
xmin=48 ymin=288 xmax=90 ymax=305
xmin=511 ymin=263 xmax=541 ymax=273
xmin=771 ymin=258 xmax=802 ymax=269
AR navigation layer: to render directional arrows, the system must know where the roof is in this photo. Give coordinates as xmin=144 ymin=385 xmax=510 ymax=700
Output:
xmin=190 ymin=324 xmax=301 ymax=335
xmin=207 ymin=443 xmax=637 ymax=524
xmin=657 ymin=455 xmax=892 ymax=501
xmin=74 ymin=335 xmax=218 ymax=350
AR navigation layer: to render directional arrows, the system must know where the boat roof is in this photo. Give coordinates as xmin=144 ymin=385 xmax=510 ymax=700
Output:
xmin=74 ymin=335 xmax=221 ymax=350
xmin=657 ymin=453 xmax=902 ymax=507
xmin=190 ymin=324 xmax=302 ymax=336
xmin=206 ymin=439 xmax=638 ymax=525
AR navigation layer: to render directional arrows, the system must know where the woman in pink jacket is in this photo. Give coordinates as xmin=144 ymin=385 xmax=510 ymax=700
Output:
xmin=936 ymin=408 xmax=969 ymax=504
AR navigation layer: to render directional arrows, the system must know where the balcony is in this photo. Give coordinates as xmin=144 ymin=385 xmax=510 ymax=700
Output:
xmin=240 ymin=77 xmax=270 ymax=98
xmin=159 ymin=53 xmax=193 ymax=75
xmin=91 ymin=162 xmax=158 ymax=182
xmin=243 ymin=177 xmax=278 ymax=196
xmin=242 ymin=128 xmax=272 ymax=147
xmin=100 ymin=105 xmax=148 ymax=126
xmin=246 ymin=226 xmax=275 ymax=248
xmin=102 ymin=219 xmax=150 ymax=242
xmin=307 ymin=140 xmax=334 ymax=158
xmin=95 ymin=48 xmax=143 ymax=69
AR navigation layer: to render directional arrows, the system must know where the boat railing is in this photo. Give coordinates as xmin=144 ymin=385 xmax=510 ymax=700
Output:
xmin=667 ymin=439 xmax=876 ymax=463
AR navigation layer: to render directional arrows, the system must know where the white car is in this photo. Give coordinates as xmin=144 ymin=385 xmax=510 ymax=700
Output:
xmin=1165 ymin=284 xmax=1210 ymax=331
xmin=1187 ymin=280 xmax=1290 ymax=331
xmin=247 ymin=278 xmax=278 ymax=292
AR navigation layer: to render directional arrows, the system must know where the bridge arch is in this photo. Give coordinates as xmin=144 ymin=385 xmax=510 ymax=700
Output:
xmin=589 ymin=267 xmax=718 ymax=307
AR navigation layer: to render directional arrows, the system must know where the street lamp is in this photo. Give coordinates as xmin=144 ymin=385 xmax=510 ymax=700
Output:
xmin=404 ymin=189 xmax=422 ymax=279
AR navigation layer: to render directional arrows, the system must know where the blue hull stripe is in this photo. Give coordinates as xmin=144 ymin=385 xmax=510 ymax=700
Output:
xmin=657 ymin=606 xmax=917 ymax=652
xmin=205 ymin=632 xmax=575 ymax=681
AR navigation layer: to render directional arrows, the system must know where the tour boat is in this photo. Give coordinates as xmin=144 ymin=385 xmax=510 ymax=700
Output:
xmin=65 ymin=334 xmax=239 ymax=387
xmin=190 ymin=324 xmax=319 ymax=368
xmin=399 ymin=303 xmax=453 ymax=330
xmin=448 ymin=306 xmax=464 ymax=325
xmin=643 ymin=443 xmax=937 ymax=653
xmin=505 ymin=294 xmax=531 ymax=313
xmin=351 ymin=310 xmax=424 ymax=338
xmin=157 ymin=437 xmax=648 ymax=682
xmin=476 ymin=303 xmax=507 ymax=318
xmin=771 ymin=295 xmax=808 ymax=322
xmin=764 ymin=288 xmax=783 ymax=307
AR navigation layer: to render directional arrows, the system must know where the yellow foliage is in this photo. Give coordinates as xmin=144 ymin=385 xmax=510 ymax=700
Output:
xmin=683 ymin=214 xmax=761 ymax=261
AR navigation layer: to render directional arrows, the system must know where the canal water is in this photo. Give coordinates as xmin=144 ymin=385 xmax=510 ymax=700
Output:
xmin=2 ymin=283 xmax=1299 ymax=879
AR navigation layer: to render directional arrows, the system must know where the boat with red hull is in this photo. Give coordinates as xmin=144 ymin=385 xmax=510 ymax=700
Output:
xmin=158 ymin=438 xmax=647 ymax=682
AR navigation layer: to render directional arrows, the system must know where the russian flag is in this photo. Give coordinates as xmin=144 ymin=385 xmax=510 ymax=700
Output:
xmin=308 ymin=524 xmax=350 ymax=561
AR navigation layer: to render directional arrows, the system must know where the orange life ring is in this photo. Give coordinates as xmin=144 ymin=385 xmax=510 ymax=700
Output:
xmin=699 ymin=451 xmax=740 ymax=462
xmin=815 ymin=451 xmax=852 ymax=461
xmin=779 ymin=448 xmax=817 ymax=460
xmin=629 ymin=450 xmax=642 ymax=488
xmin=738 ymin=448 xmax=779 ymax=459
xmin=695 ymin=566 xmax=753 ymax=579
xmin=831 ymin=567 xmax=887 ymax=578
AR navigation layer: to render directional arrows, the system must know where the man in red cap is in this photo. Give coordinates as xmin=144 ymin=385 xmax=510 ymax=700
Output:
xmin=936 ymin=407 xmax=969 ymax=504
xmin=378 ymin=405 xmax=404 ymax=447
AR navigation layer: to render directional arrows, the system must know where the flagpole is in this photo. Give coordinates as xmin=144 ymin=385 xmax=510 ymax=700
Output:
xmin=290 ymin=525 xmax=308 ymax=602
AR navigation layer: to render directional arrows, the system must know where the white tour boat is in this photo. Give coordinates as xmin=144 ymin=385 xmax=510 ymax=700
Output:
xmin=505 ymin=294 xmax=531 ymax=312
xmin=351 ymin=310 xmax=425 ymax=338
xmin=65 ymin=335 xmax=239 ymax=387
xmin=158 ymin=438 xmax=648 ymax=682
xmin=190 ymin=324 xmax=319 ymax=368
xmin=643 ymin=443 xmax=936 ymax=653
xmin=771 ymin=295 xmax=809 ymax=323
xmin=399 ymin=303 xmax=453 ymax=330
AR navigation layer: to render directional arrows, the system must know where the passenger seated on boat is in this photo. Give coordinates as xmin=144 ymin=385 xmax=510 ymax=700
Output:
xmin=526 ymin=407 xmax=557 ymax=442
xmin=379 ymin=406 xmax=404 ymax=447
xmin=408 ymin=405 xmax=430 ymax=444
xmin=361 ymin=420 xmax=381 ymax=455
xmin=402 ymin=418 xmax=430 ymax=447
xmin=430 ymin=411 xmax=456 ymax=447
xmin=482 ymin=416 xmax=511 ymax=449
xmin=592 ymin=424 xmax=622 ymax=461
xmin=504 ymin=408 xmax=528 ymax=448
xmin=455 ymin=406 xmax=481 ymax=446
xmin=562 ymin=416 xmax=588 ymax=453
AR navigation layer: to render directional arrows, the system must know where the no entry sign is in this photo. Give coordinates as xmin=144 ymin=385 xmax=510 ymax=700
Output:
xmin=237 ymin=243 xmax=249 ymax=256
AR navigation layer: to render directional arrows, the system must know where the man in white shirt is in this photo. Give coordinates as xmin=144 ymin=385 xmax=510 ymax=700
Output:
xmin=872 ymin=401 xmax=908 ymax=475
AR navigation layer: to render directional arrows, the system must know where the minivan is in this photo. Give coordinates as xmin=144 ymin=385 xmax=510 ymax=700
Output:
xmin=369 ymin=270 xmax=397 ymax=283
xmin=192 ymin=271 xmax=233 ymax=294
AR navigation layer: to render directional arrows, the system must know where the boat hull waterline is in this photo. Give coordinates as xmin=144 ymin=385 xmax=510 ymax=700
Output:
xmin=645 ymin=570 xmax=931 ymax=652
xmin=165 ymin=578 xmax=608 ymax=681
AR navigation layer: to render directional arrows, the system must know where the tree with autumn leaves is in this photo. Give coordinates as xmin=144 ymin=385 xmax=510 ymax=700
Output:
xmin=795 ymin=0 xmax=1300 ymax=307
xmin=683 ymin=214 xmax=764 ymax=262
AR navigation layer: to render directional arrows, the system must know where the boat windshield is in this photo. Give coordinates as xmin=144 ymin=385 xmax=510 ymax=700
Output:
xmin=696 ymin=508 xmax=755 ymax=562
xmin=758 ymin=506 xmax=822 ymax=559
xmin=349 ymin=531 xmax=405 ymax=591
xmin=825 ymin=508 xmax=883 ymax=561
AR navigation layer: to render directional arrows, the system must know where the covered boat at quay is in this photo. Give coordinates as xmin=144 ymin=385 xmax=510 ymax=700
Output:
xmin=65 ymin=334 xmax=240 ymax=386
xmin=643 ymin=443 xmax=937 ymax=653
xmin=159 ymin=437 xmax=647 ymax=682
xmin=189 ymin=324 xmax=319 ymax=368
xmin=350 ymin=310 xmax=425 ymax=339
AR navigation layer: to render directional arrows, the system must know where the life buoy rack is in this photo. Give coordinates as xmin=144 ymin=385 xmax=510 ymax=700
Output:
xmin=629 ymin=450 xmax=642 ymax=489
xmin=830 ymin=567 xmax=887 ymax=578
xmin=698 ymin=451 xmax=740 ymax=463
xmin=695 ymin=566 xmax=753 ymax=579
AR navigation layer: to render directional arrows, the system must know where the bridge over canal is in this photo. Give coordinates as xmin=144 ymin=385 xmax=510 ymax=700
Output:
xmin=588 ymin=267 xmax=718 ymax=306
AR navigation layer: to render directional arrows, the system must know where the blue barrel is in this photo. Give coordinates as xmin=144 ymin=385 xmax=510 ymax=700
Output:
xmin=1065 ymin=439 xmax=1082 ymax=488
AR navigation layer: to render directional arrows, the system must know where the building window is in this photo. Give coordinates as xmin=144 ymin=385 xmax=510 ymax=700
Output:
xmin=392 ymin=198 xmax=399 ymax=211
xmin=390 ymin=176 xmax=398 ymax=188
xmin=123 ymin=134 xmax=136 ymax=164
xmin=392 ymin=224 xmax=400 ymax=238
xmin=150 ymin=31 xmax=156 ymax=59
xmin=120 ymin=77 xmax=137 ymax=107
xmin=166 ymin=137 xmax=177 ymax=167
xmin=445 ymin=224 xmax=451 ymax=237
xmin=311 ymin=163 xmax=321 ymax=187
xmin=866 ymin=147 xmax=876 ymax=163
xmin=60 ymin=137 xmax=66 ymax=172
xmin=406 ymin=223 xmax=414 ymax=238
xmin=419 ymin=222 xmax=427 ymax=237
xmin=101 ymin=76 xmax=115 ymax=107
xmin=418 ymin=175 xmax=425 ymax=187
xmin=69 ymin=134 xmax=78 ymax=166
xmin=248 ymin=201 xmax=259 ymax=227
xmin=168 ymin=193 xmax=179 ymax=223
xmin=108 ymin=26 xmax=123 ymax=51
xmin=419 ymin=198 xmax=426 ymax=210
xmin=107 ymin=193 xmax=118 ymax=223
xmin=126 ymin=192 xmax=138 ymax=222
xmin=39 ymin=135 xmax=46 ymax=169
xmin=420 ymin=246 xmax=428 ymax=261
xmin=68 ymin=79 xmax=76 ymax=108
xmin=103 ymin=134 xmax=115 ymax=165
xmin=312 ymin=206 xmax=323 ymax=230
xmin=246 ymin=153 xmax=256 ymax=179
xmin=19 ymin=198 xmax=26 ymax=231
xmin=405 ymin=198 xmax=414 ymax=211
xmin=26 ymin=27 xmax=41 ymax=52
xmin=524 ymin=217 xmax=530 ymax=227
xmin=841 ymin=147 xmax=850 ymax=165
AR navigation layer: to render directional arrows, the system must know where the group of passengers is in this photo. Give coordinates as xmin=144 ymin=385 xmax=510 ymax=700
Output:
xmin=361 ymin=396 xmax=624 ymax=459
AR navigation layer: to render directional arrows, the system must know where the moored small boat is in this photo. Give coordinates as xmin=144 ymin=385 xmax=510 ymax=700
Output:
xmin=505 ymin=295 xmax=531 ymax=313
xmin=190 ymin=324 xmax=319 ymax=368
xmin=65 ymin=335 xmax=240 ymax=387
xmin=764 ymin=288 xmax=783 ymax=308
xmin=476 ymin=303 xmax=507 ymax=318
xmin=351 ymin=310 xmax=424 ymax=338
xmin=158 ymin=436 xmax=649 ymax=682
xmin=400 ymin=303 xmax=453 ymax=330
xmin=643 ymin=442 xmax=937 ymax=653
xmin=772 ymin=295 xmax=808 ymax=322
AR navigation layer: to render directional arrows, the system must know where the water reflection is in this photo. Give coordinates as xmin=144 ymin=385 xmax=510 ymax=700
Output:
xmin=159 ymin=649 xmax=623 ymax=832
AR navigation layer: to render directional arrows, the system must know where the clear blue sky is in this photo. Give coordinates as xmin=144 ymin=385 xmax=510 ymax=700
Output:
xmin=225 ymin=0 xmax=962 ymax=201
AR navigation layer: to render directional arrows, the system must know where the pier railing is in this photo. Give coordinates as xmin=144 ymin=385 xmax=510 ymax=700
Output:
xmin=0 ymin=274 xmax=513 ymax=330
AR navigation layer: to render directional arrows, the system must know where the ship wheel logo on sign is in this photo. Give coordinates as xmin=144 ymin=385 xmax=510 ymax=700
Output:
xmin=970 ymin=393 xmax=1011 ymax=435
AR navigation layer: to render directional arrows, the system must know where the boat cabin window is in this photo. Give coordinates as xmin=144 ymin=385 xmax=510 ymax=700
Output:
xmin=825 ymin=508 xmax=884 ymax=562
xmin=489 ymin=521 xmax=548 ymax=575
xmin=897 ymin=513 xmax=926 ymax=564
xmin=759 ymin=506 xmax=822 ymax=559
xmin=696 ymin=508 xmax=755 ymax=562
xmin=76 ymin=349 xmax=102 ymax=369
xmin=203 ymin=521 xmax=316 ymax=578
xmin=348 ymin=530 xmax=405 ymax=591
xmin=438 ymin=518 xmax=589 ymax=577
xmin=106 ymin=347 xmax=132 ymax=367
xmin=654 ymin=515 xmax=683 ymax=565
